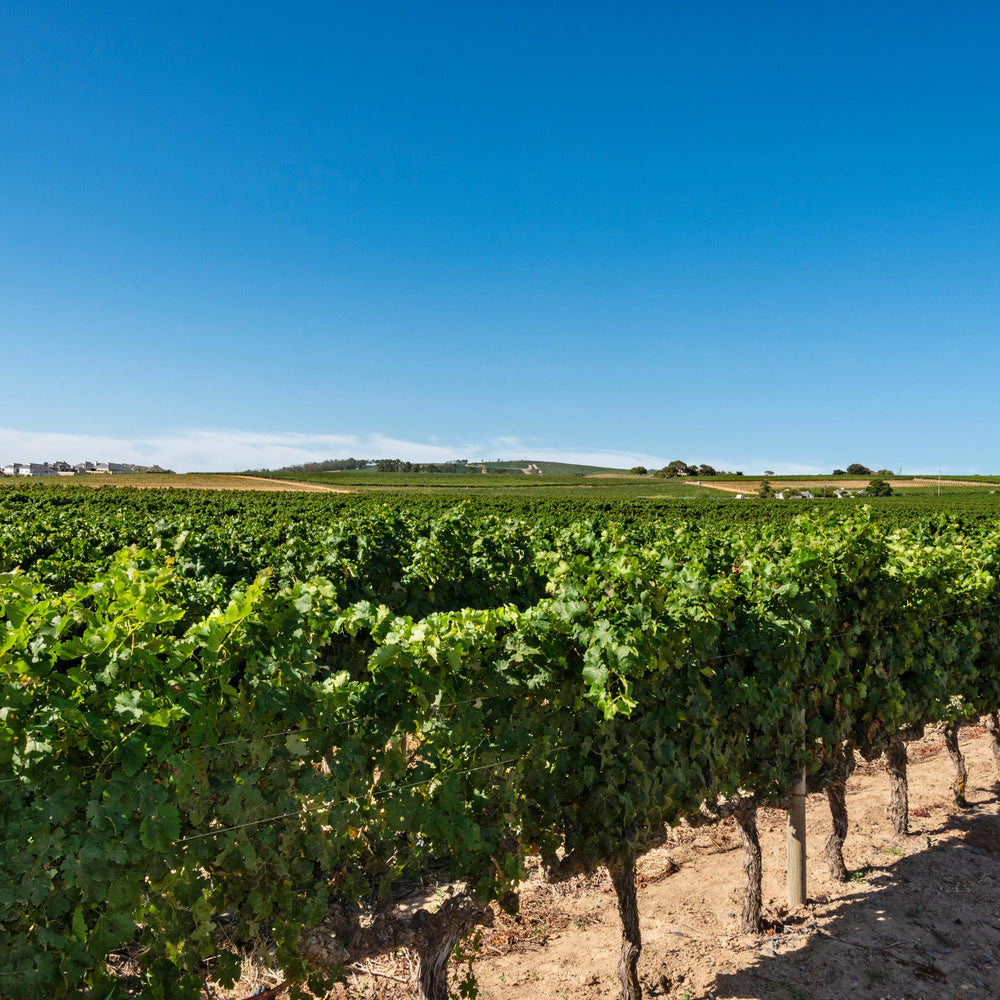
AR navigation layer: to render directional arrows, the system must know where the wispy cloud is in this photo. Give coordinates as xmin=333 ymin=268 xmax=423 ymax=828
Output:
xmin=0 ymin=426 xmax=830 ymax=475
xmin=0 ymin=428 xmax=472 ymax=473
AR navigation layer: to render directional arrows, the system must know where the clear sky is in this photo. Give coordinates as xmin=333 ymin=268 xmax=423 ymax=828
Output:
xmin=2 ymin=1 xmax=998 ymax=473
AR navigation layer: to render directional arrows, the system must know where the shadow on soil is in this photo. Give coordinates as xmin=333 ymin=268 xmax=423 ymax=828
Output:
xmin=651 ymin=806 xmax=1000 ymax=1000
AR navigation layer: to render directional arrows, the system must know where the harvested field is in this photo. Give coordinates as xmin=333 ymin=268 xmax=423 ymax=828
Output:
xmin=0 ymin=474 xmax=353 ymax=492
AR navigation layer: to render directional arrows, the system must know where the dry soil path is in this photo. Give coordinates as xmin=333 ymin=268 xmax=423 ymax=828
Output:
xmin=231 ymin=476 xmax=354 ymax=493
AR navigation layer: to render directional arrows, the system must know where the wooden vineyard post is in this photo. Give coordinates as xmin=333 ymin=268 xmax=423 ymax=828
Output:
xmin=787 ymin=711 xmax=807 ymax=908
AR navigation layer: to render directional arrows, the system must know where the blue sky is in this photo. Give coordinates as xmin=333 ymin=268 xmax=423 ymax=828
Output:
xmin=2 ymin=1 xmax=998 ymax=473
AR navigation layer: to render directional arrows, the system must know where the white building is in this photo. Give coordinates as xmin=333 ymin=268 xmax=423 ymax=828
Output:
xmin=2 ymin=462 xmax=57 ymax=477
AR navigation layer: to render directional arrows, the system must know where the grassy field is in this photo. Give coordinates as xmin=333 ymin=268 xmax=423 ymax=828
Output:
xmin=239 ymin=469 xmax=1000 ymax=496
xmin=237 ymin=470 xmax=732 ymax=498
xmin=932 ymin=474 xmax=1000 ymax=483
xmin=3 ymin=471 xmax=999 ymax=510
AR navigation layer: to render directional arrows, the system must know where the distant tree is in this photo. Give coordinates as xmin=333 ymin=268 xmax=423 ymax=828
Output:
xmin=866 ymin=477 xmax=893 ymax=497
xmin=876 ymin=469 xmax=894 ymax=476
xmin=833 ymin=469 xmax=847 ymax=476
xmin=846 ymin=463 xmax=873 ymax=476
xmin=240 ymin=456 xmax=374 ymax=475
xmin=666 ymin=460 xmax=693 ymax=477
xmin=630 ymin=466 xmax=648 ymax=476
xmin=757 ymin=480 xmax=774 ymax=498
xmin=763 ymin=470 xmax=775 ymax=477
xmin=696 ymin=464 xmax=717 ymax=477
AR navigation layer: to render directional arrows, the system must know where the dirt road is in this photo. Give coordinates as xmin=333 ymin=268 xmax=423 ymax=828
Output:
xmin=230 ymin=476 xmax=354 ymax=493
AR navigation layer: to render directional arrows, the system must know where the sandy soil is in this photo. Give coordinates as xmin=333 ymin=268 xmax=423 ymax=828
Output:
xmin=315 ymin=725 xmax=1000 ymax=1000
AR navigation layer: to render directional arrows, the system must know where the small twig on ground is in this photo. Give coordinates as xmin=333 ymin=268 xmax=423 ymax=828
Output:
xmin=351 ymin=958 xmax=410 ymax=985
xmin=235 ymin=979 xmax=291 ymax=1000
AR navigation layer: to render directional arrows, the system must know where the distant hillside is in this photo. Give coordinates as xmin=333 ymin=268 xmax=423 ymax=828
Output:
xmin=243 ymin=458 xmax=630 ymax=478
xmin=476 ymin=459 xmax=628 ymax=475
xmin=239 ymin=458 xmax=370 ymax=477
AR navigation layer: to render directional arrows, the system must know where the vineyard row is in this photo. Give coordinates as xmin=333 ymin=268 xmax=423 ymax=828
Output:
xmin=3 ymin=508 xmax=1000 ymax=998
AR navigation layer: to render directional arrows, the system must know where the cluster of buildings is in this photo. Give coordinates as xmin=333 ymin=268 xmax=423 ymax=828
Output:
xmin=1 ymin=461 xmax=171 ymax=477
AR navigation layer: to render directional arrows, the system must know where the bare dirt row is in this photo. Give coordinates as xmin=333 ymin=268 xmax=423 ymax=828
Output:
xmin=306 ymin=727 xmax=999 ymax=1000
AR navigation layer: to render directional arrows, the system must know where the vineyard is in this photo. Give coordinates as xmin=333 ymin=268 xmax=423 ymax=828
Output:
xmin=2 ymin=486 xmax=1000 ymax=999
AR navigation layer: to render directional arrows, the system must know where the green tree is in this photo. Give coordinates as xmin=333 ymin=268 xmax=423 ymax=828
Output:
xmin=847 ymin=463 xmax=873 ymax=476
xmin=630 ymin=466 xmax=648 ymax=476
xmin=757 ymin=480 xmax=774 ymax=498
xmin=866 ymin=477 xmax=893 ymax=496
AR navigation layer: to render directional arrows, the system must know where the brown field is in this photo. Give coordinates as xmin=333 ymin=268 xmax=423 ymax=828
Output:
xmin=0 ymin=474 xmax=353 ymax=492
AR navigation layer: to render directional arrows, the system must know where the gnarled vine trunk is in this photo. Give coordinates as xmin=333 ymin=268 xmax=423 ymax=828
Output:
xmin=886 ymin=735 xmax=909 ymax=835
xmin=943 ymin=723 xmax=969 ymax=808
xmin=411 ymin=895 xmax=489 ymax=1000
xmin=608 ymin=850 xmax=642 ymax=1000
xmin=824 ymin=748 xmax=850 ymax=881
xmin=302 ymin=888 xmax=489 ymax=1000
xmin=985 ymin=711 xmax=1000 ymax=786
xmin=733 ymin=800 xmax=763 ymax=933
